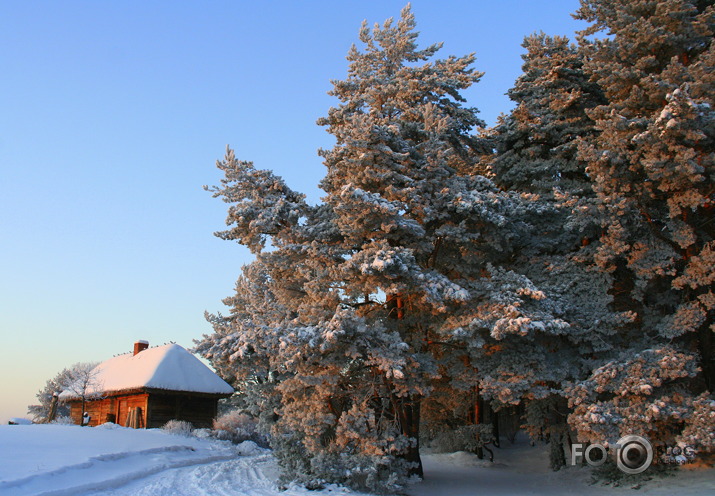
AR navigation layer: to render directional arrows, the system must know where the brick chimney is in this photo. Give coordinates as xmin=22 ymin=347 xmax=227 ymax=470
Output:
xmin=133 ymin=340 xmax=149 ymax=356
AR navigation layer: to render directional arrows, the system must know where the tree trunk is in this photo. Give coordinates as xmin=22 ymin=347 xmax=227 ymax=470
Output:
xmin=473 ymin=386 xmax=485 ymax=459
xmin=698 ymin=324 xmax=714 ymax=392
xmin=548 ymin=397 xmax=570 ymax=470
xmin=491 ymin=407 xmax=500 ymax=448
xmin=386 ymin=293 xmax=424 ymax=478
xmin=395 ymin=393 xmax=424 ymax=478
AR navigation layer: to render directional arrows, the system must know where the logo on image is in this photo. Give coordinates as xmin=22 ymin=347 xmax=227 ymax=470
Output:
xmin=571 ymin=435 xmax=653 ymax=474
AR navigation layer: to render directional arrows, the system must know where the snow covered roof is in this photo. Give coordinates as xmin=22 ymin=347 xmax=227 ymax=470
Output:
xmin=60 ymin=343 xmax=233 ymax=399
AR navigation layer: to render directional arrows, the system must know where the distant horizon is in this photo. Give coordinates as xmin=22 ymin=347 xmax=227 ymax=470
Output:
xmin=0 ymin=0 xmax=585 ymax=424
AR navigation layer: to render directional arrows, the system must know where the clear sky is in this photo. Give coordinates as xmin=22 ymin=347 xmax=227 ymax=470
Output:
xmin=0 ymin=0 xmax=585 ymax=424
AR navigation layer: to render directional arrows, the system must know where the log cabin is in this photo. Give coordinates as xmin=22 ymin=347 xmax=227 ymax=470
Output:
xmin=59 ymin=341 xmax=233 ymax=429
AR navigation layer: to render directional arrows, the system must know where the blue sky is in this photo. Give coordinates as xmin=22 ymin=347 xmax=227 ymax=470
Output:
xmin=0 ymin=0 xmax=585 ymax=423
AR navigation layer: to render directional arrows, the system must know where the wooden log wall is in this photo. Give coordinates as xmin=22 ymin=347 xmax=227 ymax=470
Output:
xmin=146 ymin=393 xmax=218 ymax=429
xmin=67 ymin=391 xmax=223 ymax=429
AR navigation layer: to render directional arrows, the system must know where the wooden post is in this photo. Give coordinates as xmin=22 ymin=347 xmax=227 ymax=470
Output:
xmin=46 ymin=393 xmax=59 ymax=423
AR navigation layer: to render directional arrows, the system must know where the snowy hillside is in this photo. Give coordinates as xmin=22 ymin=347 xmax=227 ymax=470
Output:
xmin=1 ymin=424 xmax=713 ymax=496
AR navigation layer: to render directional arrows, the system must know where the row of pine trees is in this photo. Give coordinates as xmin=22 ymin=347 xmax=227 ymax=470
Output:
xmin=197 ymin=1 xmax=714 ymax=492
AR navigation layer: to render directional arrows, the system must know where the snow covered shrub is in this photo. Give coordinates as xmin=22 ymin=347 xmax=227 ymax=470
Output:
xmin=277 ymin=441 xmax=415 ymax=494
xmin=678 ymin=393 xmax=715 ymax=452
xmin=50 ymin=415 xmax=74 ymax=425
xmin=161 ymin=420 xmax=193 ymax=437
xmin=432 ymin=424 xmax=493 ymax=453
xmin=212 ymin=410 xmax=268 ymax=446
xmin=309 ymin=451 xmax=416 ymax=495
xmin=271 ymin=431 xmax=316 ymax=490
xmin=270 ymin=424 xmax=416 ymax=495
xmin=213 ymin=410 xmax=255 ymax=433
xmin=192 ymin=428 xmax=213 ymax=440
xmin=567 ymin=346 xmax=699 ymax=447
xmin=589 ymin=459 xmax=675 ymax=488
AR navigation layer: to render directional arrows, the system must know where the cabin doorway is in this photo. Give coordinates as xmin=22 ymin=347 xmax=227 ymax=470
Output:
xmin=117 ymin=399 xmax=128 ymax=426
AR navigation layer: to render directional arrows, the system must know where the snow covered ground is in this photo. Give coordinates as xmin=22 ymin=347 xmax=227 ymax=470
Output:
xmin=1 ymin=424 xmax=713 ymax=496
xmin=0 ymin=424 xmax=356 ymax=496
xmin=411 ymin=441 xmax=715 ymax=496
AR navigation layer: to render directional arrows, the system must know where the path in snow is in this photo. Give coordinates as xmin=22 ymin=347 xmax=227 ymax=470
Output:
xmin=92 ymin=454 xmax=282 ymax=496
xmin=4 ymin=449 xmax=238 ymax=496
xmin=89 ymin=454 xmax=359 ymax=496
xmin=0 ymin=425 xmax=242 ymax=496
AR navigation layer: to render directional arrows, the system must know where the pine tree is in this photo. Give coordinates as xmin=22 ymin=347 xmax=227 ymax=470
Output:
xmin=199 ymin=1 xmax=715 ymax=487
xmin=314 ymin=6 xmax=488 ymax=479
xmin=484 ymin=30 xmax=624 ymax=469
xmin=312 ymin=5 xmax=591 ymax=478
xmin=490 ymin=32 xmax=605 ymax=196
xmin=568 ymin=0 xmax=715 ymax=451
xmin=199 ymin=6 xmax=571 ymax=491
